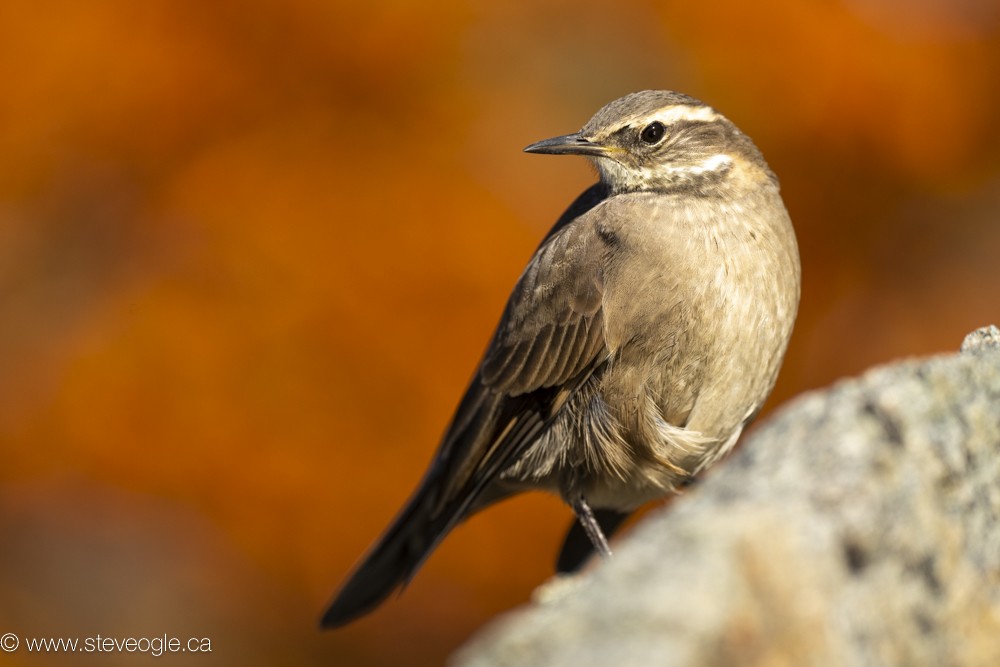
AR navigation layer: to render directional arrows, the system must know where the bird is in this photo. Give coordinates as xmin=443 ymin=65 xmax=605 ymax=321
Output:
xmin=321 ymin=90 xmax=800 ymax=628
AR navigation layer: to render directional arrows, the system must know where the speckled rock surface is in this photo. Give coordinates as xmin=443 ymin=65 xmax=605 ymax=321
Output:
xmin=453 ymin=326 xmax=1000 ymax=667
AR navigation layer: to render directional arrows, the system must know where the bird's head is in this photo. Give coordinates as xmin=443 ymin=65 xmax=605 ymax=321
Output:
xmin=524 ymin=90 xmax=776 ymax=196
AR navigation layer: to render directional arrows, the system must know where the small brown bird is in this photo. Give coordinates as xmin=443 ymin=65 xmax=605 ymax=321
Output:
xmin=321 ymin=90 xmax=800 ymax=628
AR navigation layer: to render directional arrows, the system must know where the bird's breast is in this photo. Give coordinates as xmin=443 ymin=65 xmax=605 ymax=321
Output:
xmin=592 ymin=189 xmax=799 ymax=472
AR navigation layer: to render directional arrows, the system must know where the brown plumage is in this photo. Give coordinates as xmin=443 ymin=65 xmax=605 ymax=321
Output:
xmin=322 ymin=90 xmax=800 ymax=628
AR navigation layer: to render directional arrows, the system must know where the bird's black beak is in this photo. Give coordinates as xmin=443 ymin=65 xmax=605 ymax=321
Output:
xmin=523 ymin=132 xmax=611 ymax=158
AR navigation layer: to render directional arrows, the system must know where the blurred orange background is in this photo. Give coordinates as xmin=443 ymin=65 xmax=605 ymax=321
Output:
xmin=1 ymin=0 xmax=998 ymax=665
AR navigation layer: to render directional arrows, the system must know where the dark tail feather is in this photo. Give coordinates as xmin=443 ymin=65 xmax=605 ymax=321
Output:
xmin=321 ymin=380 xmax=556 ymax=628
xmin=320 ymin=477 xmax=464 ymax=628
xmin=320 ymin=386 xmax=507 ymax=629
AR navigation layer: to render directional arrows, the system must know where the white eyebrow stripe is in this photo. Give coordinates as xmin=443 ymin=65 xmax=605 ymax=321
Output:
xmin=593 ymin=105 xmax=721 ymax=140
xmin=648 ymin=104 xmax=720 ymax=126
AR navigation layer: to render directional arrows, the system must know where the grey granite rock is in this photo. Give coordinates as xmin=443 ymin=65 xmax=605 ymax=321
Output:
xmin=453 ymin=326 xmax=1000 ymax=667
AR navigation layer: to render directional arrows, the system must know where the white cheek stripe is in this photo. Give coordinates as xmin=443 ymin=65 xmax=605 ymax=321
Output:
xmin=695 ymin=153 xmax=733 ymax=173
xmin=664 ymin=153 xmax=734 ymax=176
xmin=607 ymin=152 xmax=733 ymax=186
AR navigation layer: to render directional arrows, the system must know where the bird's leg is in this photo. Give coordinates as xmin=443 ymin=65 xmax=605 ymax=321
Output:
xmin=571 ymin=496 xmax=613 ymax=559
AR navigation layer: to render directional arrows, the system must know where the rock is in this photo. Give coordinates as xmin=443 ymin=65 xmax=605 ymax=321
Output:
xmin=453 ymin=326 xmax=1000 ymax=667
xmin=962 ymin=325 xmax=1000 ymax=354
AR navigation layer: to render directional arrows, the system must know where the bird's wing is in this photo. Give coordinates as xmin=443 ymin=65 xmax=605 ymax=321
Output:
xmin=321 ymin=201 xmax=613 ymax=629
xmin=432 ymin=206 xmax=611 ymax=505
xmin=480 ymin=219 xmax=607 ymax=394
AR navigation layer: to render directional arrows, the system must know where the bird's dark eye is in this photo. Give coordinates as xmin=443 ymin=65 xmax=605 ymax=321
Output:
xmin=640 ymin=121 xmax=666 ymax=144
